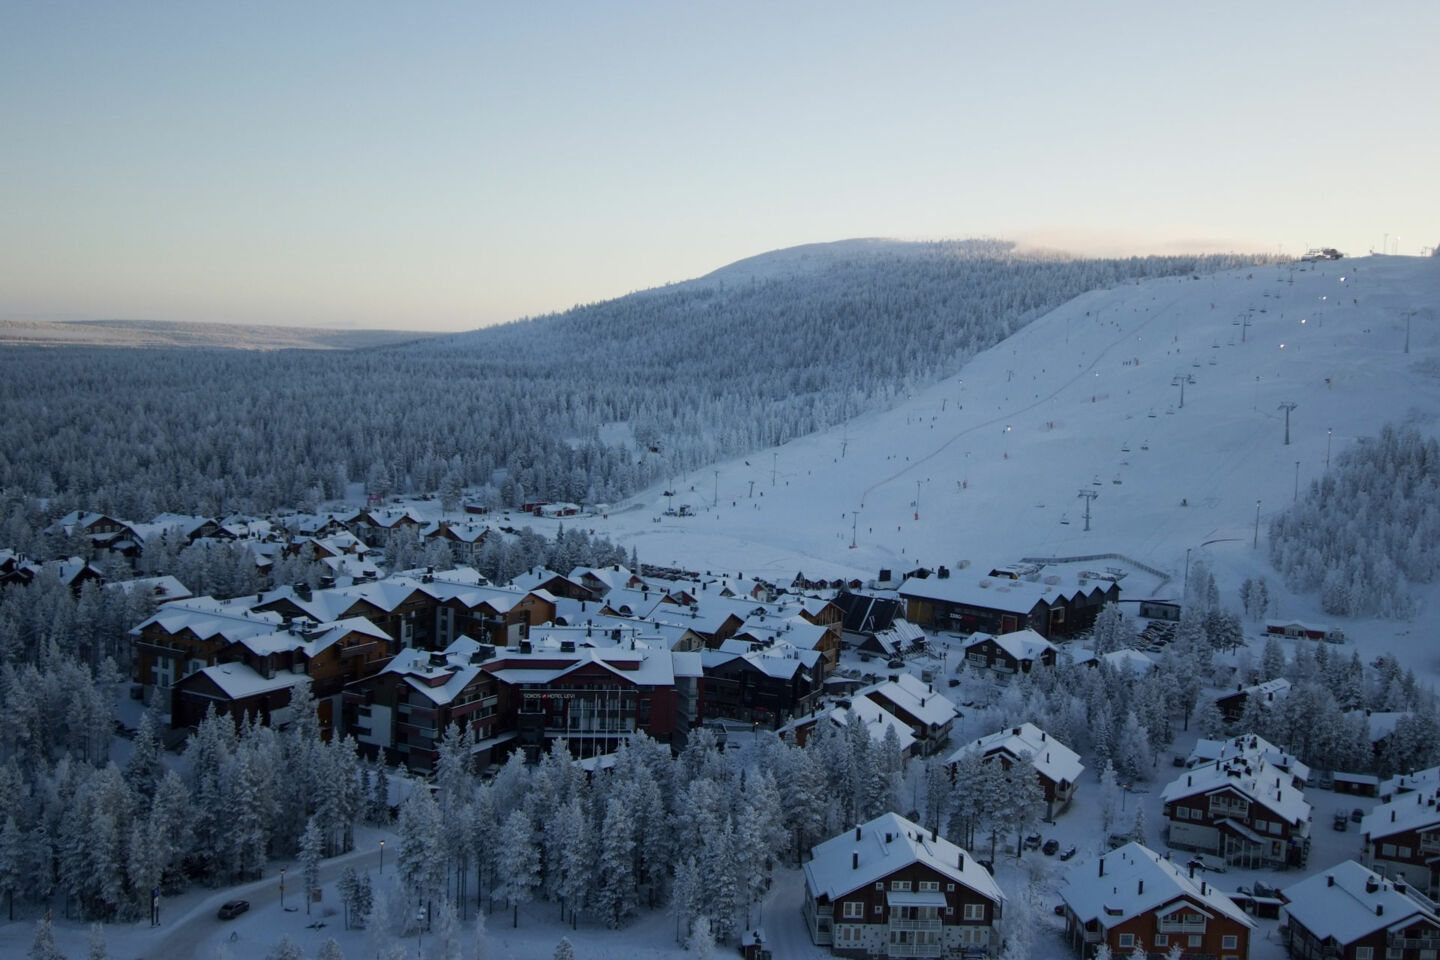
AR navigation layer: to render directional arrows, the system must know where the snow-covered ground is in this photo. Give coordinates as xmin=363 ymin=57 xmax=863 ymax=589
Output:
xmin=7 ymin=254 xmax=1437 ymax=959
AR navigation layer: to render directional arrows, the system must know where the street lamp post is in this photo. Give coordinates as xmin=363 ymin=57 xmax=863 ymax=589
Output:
xmin=1327 ymin=428 xmax=1333 ymax=470
xmin=379 ymin=840 xmax=384 ymax=874
xmin=280 ymin=868 xmax=286 ymax=910
xmin=1294 ymin=461 xmax=1300 ymax=502
xmin=1254 ymin=500 xmax=1262 ymax=549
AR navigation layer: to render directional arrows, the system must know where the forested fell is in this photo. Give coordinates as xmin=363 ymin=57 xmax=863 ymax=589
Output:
xmin=1269 ymin=423 xmax=1440 ymax=617
xmin=0 ymin=242 xmax=1273 ymax=520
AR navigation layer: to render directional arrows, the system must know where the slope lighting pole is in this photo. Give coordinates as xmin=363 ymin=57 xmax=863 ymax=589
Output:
xmin=1294 ymin=461 xmax=1300 ymax=502
xmin=1254 ymin=500 xmax=1261 ymax=549
xmin=1326 ymin=428 xmax=1333 ymax=470
xmin=1172 ymin=375 xmax=1187 ymax=408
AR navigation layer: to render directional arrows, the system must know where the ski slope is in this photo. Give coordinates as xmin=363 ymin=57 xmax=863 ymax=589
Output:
xmin=591 ymin=254 xmax=1440 ymax=673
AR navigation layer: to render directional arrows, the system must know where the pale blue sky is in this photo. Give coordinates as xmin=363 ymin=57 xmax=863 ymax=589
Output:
xmin=2 ymin=2 xmax=1436 ymax=331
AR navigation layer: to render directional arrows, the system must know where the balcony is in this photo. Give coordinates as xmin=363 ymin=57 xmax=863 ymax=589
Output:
xmin=1419 ymin=836 xmax=1440 ymax=855
xmin=889 ymin=918 xmax=942 ymax=932
xmin=885 ymin=943 xmax=941 ymax=958
xmin=1157 ymin=920 xmax=1207 ymax=934
xmin=1389 ymin=935 xmax=1440 ymax=950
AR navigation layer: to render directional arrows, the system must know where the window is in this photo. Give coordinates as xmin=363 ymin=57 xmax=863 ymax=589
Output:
xmin=963 ymin=903 xmax=986 ymax=921
xmin=1355 ymin=948 xmax=1373 ymax=960
xmin=1382 ymin=843 xmax=1398 ymax=857
xmin=1222 ymin=935 xmax=1238 ymax=949
xmin=1174 ymin=806 xmax=1188 ymax=820
xmin=918 ymin=881 xmax=940 ymax=892
xmin=1400 ymin=846 xmax=1413 ymax=858
xmin=1153 ymin=934 xmax=1169 ymax=947
xmin=1269 ymin=821 xmax=1283 ymax=835
xmin=891 ymin=880 xmax=912 ymax=891
xmin=875 ymin=905 xmax=882 ymax=915
xmin=1189 ymin=935 xmax=1203 ymax=947
xmin=842 ymin=901 xmax=864 ymax=919
xmin=875 ymin=882 xmax=884 ymax=890
xmin=946 ymin=883 xmax=955 ymax=892
xmin=945 ymin=906 xmax=954 ymax=916
xmin=1118 ymin=934 xmax=1135 ymax=948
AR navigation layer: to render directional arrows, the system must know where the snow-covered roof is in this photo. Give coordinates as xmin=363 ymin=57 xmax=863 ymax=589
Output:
xmin=1282 ymin=860 xmax=1438 ymax=945
xmin=1162 ymin=754 xmax=1311 ymax=826
xmin=192 ymin=662 xmax=311 ymax=700
xmin=803 ymin=812 xmax=1003 ymax=906
xmin=945 ymin=722 xmax=1084 ymax=786
xmin=825 ymin=698 xmax=917 ymax=754
xmin=1101 ymin=648 xmax=1156 ymax=675
xmin=964 ymin=629 xmax=1056 ymax=662
xmin=1381 ymin=766 xmax=1440 ymax=800
xmin=107 ymin=575 xmax=194 ymax=604
xmin=235 ymin=617 xmax=390 ymax=659
xmin=1187 ymin=733 xmax=1311 ymax=783
xmin=856 ymin=673 xmax=957 ymax=729
xmin=133 ymin=596 xmax=285 ymax=641
xmin=1219 ymin=677 xmax=1292 ymax=705
xmin=1062 ymin=841 xmax=1253 ymax=931
xmin=899 ymin=566 xmax=1111 ymax=613
xmin=1362 ymin=786 xmax=1440 ymax=841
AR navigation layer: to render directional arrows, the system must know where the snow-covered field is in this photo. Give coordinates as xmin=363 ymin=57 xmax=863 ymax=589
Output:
xmin=7 ymin=254 xmax=1437 ymax=960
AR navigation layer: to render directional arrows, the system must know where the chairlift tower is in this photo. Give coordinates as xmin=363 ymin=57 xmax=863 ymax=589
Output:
xmin=1278 ymin=401 xmax=1298 ymax=445
xmin=1172 ymin=375 xmax=1187 ymax=409
xmin=1077 ymin=488 xmax=1098 ymax=532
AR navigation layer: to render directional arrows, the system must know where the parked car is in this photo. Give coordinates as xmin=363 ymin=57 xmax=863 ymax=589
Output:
xmin=1023 ymin=834 xmax=1042 ymax=850
xmin=1043 ymin=839 xmax=1060 ymax=856
xmin=1187 ymin=855 xmax=1226 ymax=872
xmin=1252 ymin=881 xmax=1278 ymax=898
xmin=1333 ymin=811 xmax=1349 ymax=831
xmin=218 ymin=900 xmax=250 ymax=920
xmin=887 ymin=659 xmax=904 ymax=669
xmin=1053 ymin=904 xmax=1066 ymax=916
xmin=1352 ymin=808 xmax=1365 ymax=823
xmin=1059 ymin=846 xmax=1078 ymax=861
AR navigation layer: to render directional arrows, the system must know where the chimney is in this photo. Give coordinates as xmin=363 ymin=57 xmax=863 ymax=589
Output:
xmin=1138 ymin=880 xmax=1144 ymax=896
xmin=1187 ymin=775 xmax=1193 ymax=787
xmin=1377 ymin=904 xmax=1384 ymax=916
xmin=1327 ymin=875 xmax=1334 ymax=887
xmin=1041 ymin=731 xmax=1047 ymax=741
xmin=1201 ymin=881 xmax=1208 ymax=895
xmin=856 ymin=826 xmax=862 ymax=841
xmin=1012 ymin=727 xmax=1021 ymax=736
xmin=886 ymin=832 xmax=893 ymax=844
xmin=958 ymin=852 xmax=964 ymax=870
xmin=1099 ymin=858 xmax=1105 ymax=878
xmin=852 ymin=851 xmax=859 ymax=870
xmin=1188 ymin=863 xmax=1195 ymax=879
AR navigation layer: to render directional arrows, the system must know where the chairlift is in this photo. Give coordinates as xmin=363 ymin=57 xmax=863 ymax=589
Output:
xmin=1059 ymin=514 xmax=1071 ymax=525
xmin=1092 ymin=475 xmax=1103 ymax=486
xmin=1120 ymin=443 xmax=1131 ymax=453
xmin=1112 ymin=475 xmax=1122 ymax=485
xmin=1147 ymin=408 xmax=1157 ymax=418
xmin=1140 ymin=441 xmax=1150 ymax=450
xmin=1208 ymin=357 xmax=1217 ymax=366
xmin=1165 ymin=406 xmax=1175 ymax=415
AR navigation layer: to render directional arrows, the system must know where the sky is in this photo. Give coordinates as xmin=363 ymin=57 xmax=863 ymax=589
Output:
xmin=1 ymin=2 xmax=1436 ymax=332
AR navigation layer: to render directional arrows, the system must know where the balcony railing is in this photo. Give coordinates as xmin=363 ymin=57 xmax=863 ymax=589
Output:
xmin=1157 ymin=920 xmax=1208 ymax=934
xmin=889 ymin=918 xmax=942 ymax=932
xmin=885 ymin=943 xmax=941 ymax=958
xmin=1389 ymin=935 xmax=1440 ymax=950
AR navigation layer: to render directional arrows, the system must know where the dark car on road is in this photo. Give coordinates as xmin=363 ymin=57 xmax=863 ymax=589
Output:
xmin=218 ymin=899 xmax=250 ymax=920
xmin=1043 ymin=839 xmax=1060 ymax=856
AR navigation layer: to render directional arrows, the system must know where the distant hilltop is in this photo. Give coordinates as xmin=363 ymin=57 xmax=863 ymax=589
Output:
xmin=0 ymin=317 xmax=440 ymax=351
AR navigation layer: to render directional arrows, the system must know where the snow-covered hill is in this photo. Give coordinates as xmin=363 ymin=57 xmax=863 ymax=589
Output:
xmin=582 ymin=255 xmax=1440 ymax=672
xmin=0 ymin=318 xmax=437 ymax=350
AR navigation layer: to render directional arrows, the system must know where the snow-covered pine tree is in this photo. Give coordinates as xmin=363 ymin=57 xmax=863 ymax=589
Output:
xmin=299 ymin=815 xmax=323 ymax=916
xmin=592 ymin=797 xmax=637 ymax=928
xmin=495 ymin=808 xmax=539 ymax=928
